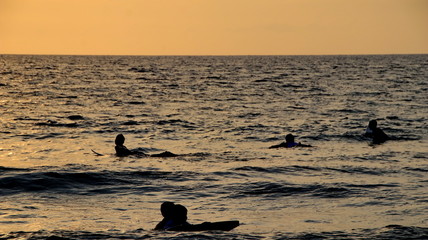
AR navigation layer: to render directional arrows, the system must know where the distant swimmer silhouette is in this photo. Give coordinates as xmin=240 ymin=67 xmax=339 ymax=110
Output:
xmin=364 ymin=120 xmax=389 ymax=144
xmin=269 ymin=133 xmax=312 ymax=149
xmin=115 ymin=134 xmax=136 ymax=156
xmin=115 ymin=134 xmax=177 ymax=157
xmin=154 ymin=202 xmax=239 ymax=231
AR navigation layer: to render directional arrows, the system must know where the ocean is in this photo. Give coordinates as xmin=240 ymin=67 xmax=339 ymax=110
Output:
xmin=0 ymin=54 xmax=427 ymax=239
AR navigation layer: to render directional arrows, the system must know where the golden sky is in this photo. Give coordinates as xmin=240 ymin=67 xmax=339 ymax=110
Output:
xmin=1 ymin=0 xmax=427 ymax=55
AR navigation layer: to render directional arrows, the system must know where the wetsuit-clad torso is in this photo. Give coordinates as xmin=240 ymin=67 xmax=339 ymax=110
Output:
xmin=115 ymin=145 xmax=133 ymax=156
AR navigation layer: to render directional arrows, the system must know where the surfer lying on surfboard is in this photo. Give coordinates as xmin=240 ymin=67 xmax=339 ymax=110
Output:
xmin=154 ymin=202 xmax=239 ymax=231
xmin=115 ymin=134 xmax=177 ymax=157
xmin=269 ymin=133 xmax=312 ymax=149
xmin=364 ymin=120 xmax=389 ymax=144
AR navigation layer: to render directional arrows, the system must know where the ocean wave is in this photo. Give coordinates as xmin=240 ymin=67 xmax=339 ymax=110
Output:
xmin=234 ymin=165 xmax=320 ymax=174
xmin=404 ymin=167 xmax=428 ymax=173
xmin=0 ymin=169 xmax=200 ymax=196
xmin=35 ymin=120 xmax=79 ymax=128
xmin=228 ymin=181 xmax=401 ymax=199
xmin=1 ymin=225 xmax=426 ymax=240
xmin=0 ymin=166 xmax=29 ymax=173
xmin=229 ymin=182 xmax=357 ymax=199
xmin=272 ymin=225 xmax=428 ymax=240
xmin=234 ymin=165 xmax=398 ymax=176
xmin=225 ymin=124 xmax=269 ymax=134
xmin=155 ymin=119 xmax=198 ymax=130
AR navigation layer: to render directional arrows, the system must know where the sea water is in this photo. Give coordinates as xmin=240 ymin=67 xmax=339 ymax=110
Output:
xmin=0 ymin=55 xmax=427 ymax=239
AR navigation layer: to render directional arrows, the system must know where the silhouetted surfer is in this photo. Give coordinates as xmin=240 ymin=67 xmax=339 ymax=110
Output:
xmin=154 ymin=202 xmax=239 ymax=231
xmin=115 ymin=134 xmax=135 ymax=156
xmin=114 ymin=134 xmax=177 ymax=157
xmin=154 ymin=202 xmax=176 ymax=230
xmin=364 ymin=120 xmax=389 ymax=144
xmin=269 ymin=133 xmax=312 ymax=149
xmin=155 ymin=203 xmax=190 ymax=230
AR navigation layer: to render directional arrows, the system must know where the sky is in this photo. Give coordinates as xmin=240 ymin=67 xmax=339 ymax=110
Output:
xmin=1 ymin=0 xmax=427 ymax=55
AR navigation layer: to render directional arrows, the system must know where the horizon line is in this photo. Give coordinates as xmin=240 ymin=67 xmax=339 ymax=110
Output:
xmin=1 ymin=52 xmax=427 ymax=57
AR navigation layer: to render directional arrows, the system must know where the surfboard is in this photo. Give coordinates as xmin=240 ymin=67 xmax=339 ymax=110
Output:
xmin=167 ymin=221 xmax=239 ymax=231
xmin=91 ymin=149 xmax=104 ymax=156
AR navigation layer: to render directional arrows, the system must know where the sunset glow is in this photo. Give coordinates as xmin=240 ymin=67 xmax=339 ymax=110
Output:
xmin=1 ymin=0 xmax=427 ymax=55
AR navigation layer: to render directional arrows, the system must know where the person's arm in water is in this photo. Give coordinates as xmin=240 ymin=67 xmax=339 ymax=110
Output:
xmin=269 ymin=142 xmax=286 ymax=149
xmin=270 ymin=142 xmax=312 ymax=148
xmin=297 ymin=142 xmax=312 ymax=147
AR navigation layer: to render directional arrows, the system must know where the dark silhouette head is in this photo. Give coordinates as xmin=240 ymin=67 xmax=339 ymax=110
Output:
xmin=285 ymin=134 xmax=295 ymax=143
xmin=368 ymin=120 xmax=378 ymax=130
xmin=115 ymin=134 xmax=125 ymax=146
xmin=172 ymin=204 xmax=188 ymax=223
xmin=160 ymin=201 xmax=175 ymax=218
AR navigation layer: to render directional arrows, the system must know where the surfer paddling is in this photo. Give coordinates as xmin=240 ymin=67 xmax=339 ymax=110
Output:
xmin=115 ymin=134 xmax=136 ymax=156
xmin=154 ymin=202 xmax=239 ymax=231
xmin=155 ymin=202 xmax=190 ymax=230
xmin=114 ymin=134 xmax=177 ymax=157
xmin=364 ymin=120 xmax=389 ymax=144
xmin=269 ymin=133 xmax=312 ymax=149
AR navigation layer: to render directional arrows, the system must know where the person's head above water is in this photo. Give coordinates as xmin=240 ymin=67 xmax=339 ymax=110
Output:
xmin=368 ymin=120 xmax=378 ymax=130
xmin=285 ymin=134 xmax=295 ymax=143
xmin=160 ymin=202 xmax=175 ymax=219
xmin=172 ymin=204 xmax=188 ymax=222
xmin=115 ymin=134 xmax=125 ymax=146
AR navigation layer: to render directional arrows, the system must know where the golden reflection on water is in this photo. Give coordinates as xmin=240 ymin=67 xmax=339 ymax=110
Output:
xmin=1 ymin=55 xmax=427 ymax=238
xmin=2 ymin=134 xmax=426 ymax=234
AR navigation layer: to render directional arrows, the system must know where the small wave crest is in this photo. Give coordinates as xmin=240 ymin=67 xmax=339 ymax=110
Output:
xmin=229 ymin=182 xmax=356 ymax=199
xmin=234 ymin=165 xmax=398 ymax=176
xmin=0 ymin=166 xmax=29 ymax=173
xmin=1 ymin=225 xmax=426 ymax=240
xmin=0 ymin=168 xmax=200 ymax=196
xmin=229 ymin=181 xmax=400 ymax=199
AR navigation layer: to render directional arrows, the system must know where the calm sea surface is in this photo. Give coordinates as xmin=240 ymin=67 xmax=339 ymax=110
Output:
xmin=0 ymin=55 xmax=427 ymax=239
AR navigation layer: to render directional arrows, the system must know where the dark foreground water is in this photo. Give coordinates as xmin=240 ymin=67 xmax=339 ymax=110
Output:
xmin=0 ymin=55 xmax=427 ymax=239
